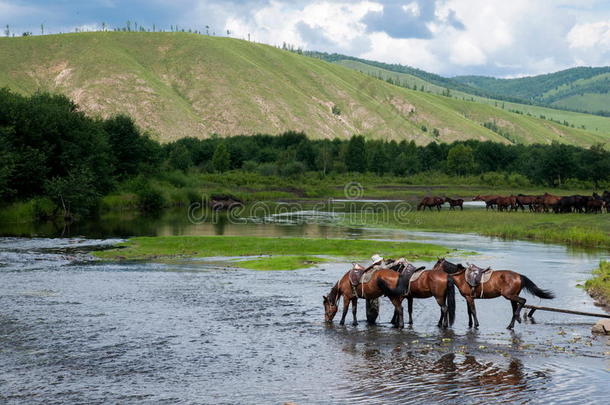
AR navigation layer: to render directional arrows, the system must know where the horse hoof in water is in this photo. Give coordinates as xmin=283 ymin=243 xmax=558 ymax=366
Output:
xmin=352 ymin=321 xmax=358 ymax=326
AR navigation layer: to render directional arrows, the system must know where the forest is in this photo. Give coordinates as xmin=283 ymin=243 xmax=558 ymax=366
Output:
xmin=1 ymin=89 xmax=609 ymax=219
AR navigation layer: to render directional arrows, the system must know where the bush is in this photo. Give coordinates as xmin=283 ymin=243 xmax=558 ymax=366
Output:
xmin=257 ymin=163 xmax=279 ymax=177
xmin=32 ymin=197 xmax=57 ymax=220
xmin=280 ymin=161 xmax=306 ymax=177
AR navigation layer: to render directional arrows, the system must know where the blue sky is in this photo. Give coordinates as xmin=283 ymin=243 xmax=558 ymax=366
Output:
xmin=2 ymin=0 xmax=610 ymax=77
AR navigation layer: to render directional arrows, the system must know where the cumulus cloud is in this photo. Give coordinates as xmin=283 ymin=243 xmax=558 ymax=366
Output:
xmin=567 ymin=21 xmax=610 ymax=48
xmin=3 ymin=0 xmax=610 ymax=76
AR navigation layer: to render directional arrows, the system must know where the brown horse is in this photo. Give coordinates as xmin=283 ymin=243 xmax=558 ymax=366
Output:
xmin=445 ymin=197 xmax=464 ymax=210
xmin=377 ymin=264 xmax=456 ymax=328
xmin=433 ymin=259 xmax=554 ymax=329
xmin=417 ymin=196 xmax=444 ymax=211
xmin=323 ymin=268 xmax=408 ymax=328
xmin=473 ymin=195 xmax=499 ymax=210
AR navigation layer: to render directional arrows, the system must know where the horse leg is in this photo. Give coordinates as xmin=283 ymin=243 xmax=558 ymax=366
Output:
xmin=505 ymin=294 xmax=526 ymax=329
xmin=391 ymin=297 xmax=404 ymax=329
xmin=407 ymin=296 xmax=413 ymax=325
xmin=466 ymin=301 xmax=473 ymax=328
xmin=351 ymin=297 xmax=358 ymax=326
xmin=466 ymin=297 xmax=479 ymax=328
xmin=339 ymin=295 xmax=350 ymax=325
xmin=436 ymin=296 xmax=448 ymax=328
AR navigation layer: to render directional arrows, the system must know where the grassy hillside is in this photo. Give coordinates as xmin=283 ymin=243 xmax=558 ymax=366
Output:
xmin=1 ymin=32 xmax=609 ymax=146
xmin=335 ymin=59 xmax=610 ymax=141
xmin=454 ymin=67 xmax=610 ymax=115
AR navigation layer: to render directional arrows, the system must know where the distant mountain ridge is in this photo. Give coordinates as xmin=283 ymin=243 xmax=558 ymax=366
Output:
xmin=306 ymin=50 xmax=610 ymax=116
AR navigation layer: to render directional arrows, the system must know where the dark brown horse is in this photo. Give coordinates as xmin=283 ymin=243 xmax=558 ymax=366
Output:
xmin=433 ymin=259 xmax=554 ymax=329
xmin=417 ymin=196 xmax=444 ymax=211
xmin=473 ymin=195 xmax=499 ymax=210
xmin=516 ymin=194 xmax=537 ymax=212
xmin=377 ymin=263 xmax=456 ymax=328
xmin=323 ymin=268 xmax=408 ymax=328
xmin=445 ymin=197 xmax=464 ymax=210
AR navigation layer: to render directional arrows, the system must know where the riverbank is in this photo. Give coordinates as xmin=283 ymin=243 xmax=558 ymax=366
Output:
xmin=93 ymin=235 xmax=456 ymax=270
xmin=585 ymin=261 xmax=610 ymax=310
xmin=341 ymin=210 xmax=610 ymax=249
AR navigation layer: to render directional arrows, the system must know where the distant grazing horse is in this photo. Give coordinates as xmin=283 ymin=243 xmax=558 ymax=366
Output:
xmin=540 ymin=193 xmax=561 ymax=212
xmin=323 ymin=268 xmax=408 ymax=328
xmin=378 ymin=263 xmax=456 ymax=328
xmin=433 ymin=258 xmax=554 ymax=329
xmin=496 ymin=195 xmax=517 ymax=212
xmin=417 ymin=196 xmax=444 ymax=211
xmin=445 ymin=197 xmax=464 ymax=210
xmin=473 ymin=195 xmax=499 ymax=211
xmin=516 ymin=194 xmax=537 ymax=212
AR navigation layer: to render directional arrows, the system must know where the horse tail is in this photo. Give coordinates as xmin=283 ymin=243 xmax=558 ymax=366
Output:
xmin=520 ymin=275 xmax=555 ymax=299
xmin=446 ymin=275 xmax=456 ymax=326
xmin=377 ymin=271 xmax=409 ymax=297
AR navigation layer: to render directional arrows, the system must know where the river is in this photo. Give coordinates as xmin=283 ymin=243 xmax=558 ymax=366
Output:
xmin=1 ymin=207 xmax=609 ymax=404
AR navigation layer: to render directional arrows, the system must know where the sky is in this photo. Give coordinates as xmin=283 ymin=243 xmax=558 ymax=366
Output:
xmin=2 ymin=0 xmax=610 ymax=78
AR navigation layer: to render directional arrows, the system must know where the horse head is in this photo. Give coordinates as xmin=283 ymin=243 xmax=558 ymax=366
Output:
xmin=323 ymin=295 xmax=338 ymax=322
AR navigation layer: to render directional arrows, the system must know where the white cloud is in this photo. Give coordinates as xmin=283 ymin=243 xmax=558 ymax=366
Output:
xmin=567 ymin=20 xmax=610 ymax=48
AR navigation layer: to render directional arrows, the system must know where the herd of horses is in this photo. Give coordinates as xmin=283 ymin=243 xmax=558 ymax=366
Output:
xmin=417 ymin=191 xmax=610 ymax=213
xmin=322 ymin=258 xmax=554 ymax=330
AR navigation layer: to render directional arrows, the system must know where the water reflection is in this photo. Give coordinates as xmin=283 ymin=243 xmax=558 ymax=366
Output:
xmin=341 ymin=344 xmax=546 ymax=404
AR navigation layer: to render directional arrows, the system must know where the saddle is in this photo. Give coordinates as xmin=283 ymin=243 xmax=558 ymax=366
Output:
xmin=466 ymin=264 xmax=493 ymax=288
xmin=349 ymin=263 xmax=367 ymax=286
xmin=399 ymin=262 xmax=426 ymax=280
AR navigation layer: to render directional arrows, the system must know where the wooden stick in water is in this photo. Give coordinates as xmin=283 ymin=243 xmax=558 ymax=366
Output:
xmin=524 ymin=304 xmax=610 ymax=319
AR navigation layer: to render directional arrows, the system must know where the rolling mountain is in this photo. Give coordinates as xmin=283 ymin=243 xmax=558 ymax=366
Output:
xmin=0 ymin=32 xmax=609 ymax=146
xmin=453 ymin=67 xmax=610 ymax=115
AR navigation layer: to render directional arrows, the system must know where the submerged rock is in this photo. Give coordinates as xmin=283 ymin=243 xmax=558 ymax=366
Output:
xmin=591 ymin=319 xmax=610 ymax=334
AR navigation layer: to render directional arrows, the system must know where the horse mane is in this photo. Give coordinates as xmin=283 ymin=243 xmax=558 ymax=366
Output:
xmin=438 ymin=258 xmax=465 ymax=274
xmin=327 ymin=283 xmax=340 ymax=305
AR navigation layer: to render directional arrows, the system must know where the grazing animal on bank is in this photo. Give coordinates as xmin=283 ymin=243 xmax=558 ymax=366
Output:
xmin=516 ymin=194 xmax=537 ymax=212
xmin=417 ymin=196 xmax=444 ymax=211
xmin=445 ymin=197 xmax=464 ymax=210
xmin=540 ymin=193 xmax=561 ymax=212
xmin=378 ymin=262 xmax=456 ymax=328
xmin=496 ymin=195 xmax=517 ymax=212
xmin=473 ymin=195 xmax=499 ymax=211
xmin=323 ymin=267 xmax=408 ymax=328
xmin=433 ymin=258 xmax=554 ymax=329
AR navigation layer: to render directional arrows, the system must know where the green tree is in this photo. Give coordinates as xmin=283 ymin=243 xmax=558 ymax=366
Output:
xmin=44 ymin=169 xmax=100 ymax=219
xmin=212 ymin=142 xmax=230 ymax=172
xmin=168 ymin=143 xmax=193 ymax=171
xmin=447 ymin=144 xmax=476 ymax=175
xmin=345 ymin=135 xmax=366 ymax=172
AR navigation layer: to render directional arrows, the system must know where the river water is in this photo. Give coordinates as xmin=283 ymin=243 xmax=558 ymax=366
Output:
xmin=1 ymin=208 xmax=609 ymax=404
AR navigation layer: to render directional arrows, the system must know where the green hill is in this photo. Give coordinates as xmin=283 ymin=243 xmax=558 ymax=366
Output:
xmin=0 ymin=32 xmax=609 ymax=146
xmin=454 ymin=67 xmax=610 ymax=115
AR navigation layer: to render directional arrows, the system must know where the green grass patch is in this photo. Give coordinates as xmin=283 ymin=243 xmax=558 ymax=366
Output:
xmin=585 ymin=261 xmax=610 ymax=307
xmin=94 ymin=236 xmax=455 ymax=267
xmin=237 ymin=255 xmax=329 ymax=270
xmin=341 ymin=210 xmax=610 ymax=249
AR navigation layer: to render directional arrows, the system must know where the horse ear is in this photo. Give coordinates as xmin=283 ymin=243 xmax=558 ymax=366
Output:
xmin=323 ymin=295 xmax=328 ymax=302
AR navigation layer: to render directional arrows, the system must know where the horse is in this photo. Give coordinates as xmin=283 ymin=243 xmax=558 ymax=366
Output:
xmin=473 ymin=195 xmax=499 ymax=211
xmin=377 ymin=263 xmax=456 ymax=328
xmin=417 ymin=196 xmax=444 ymax=211
xmin=540 ymin=193 xmax=561 ymax=212
xmin=433 ymin=258 xmax=554 ymax=329
xmin=496 ymin=195 xmax=517 ymax=212
xmin=516 ymin=194 xmax=537 ymax=212
xmin=323 ymin=267 xmax=408 ymax=328
xmin=445 ymin=197 xmax=464 ymax=210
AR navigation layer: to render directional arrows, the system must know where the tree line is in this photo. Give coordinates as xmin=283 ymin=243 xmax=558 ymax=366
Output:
xmin=1 ymin=89 xmax=609 ymax=219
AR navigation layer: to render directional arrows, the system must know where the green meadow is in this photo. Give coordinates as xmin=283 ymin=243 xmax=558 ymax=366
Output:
xmin=93 ymin=235 xmax=456 ymax=270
